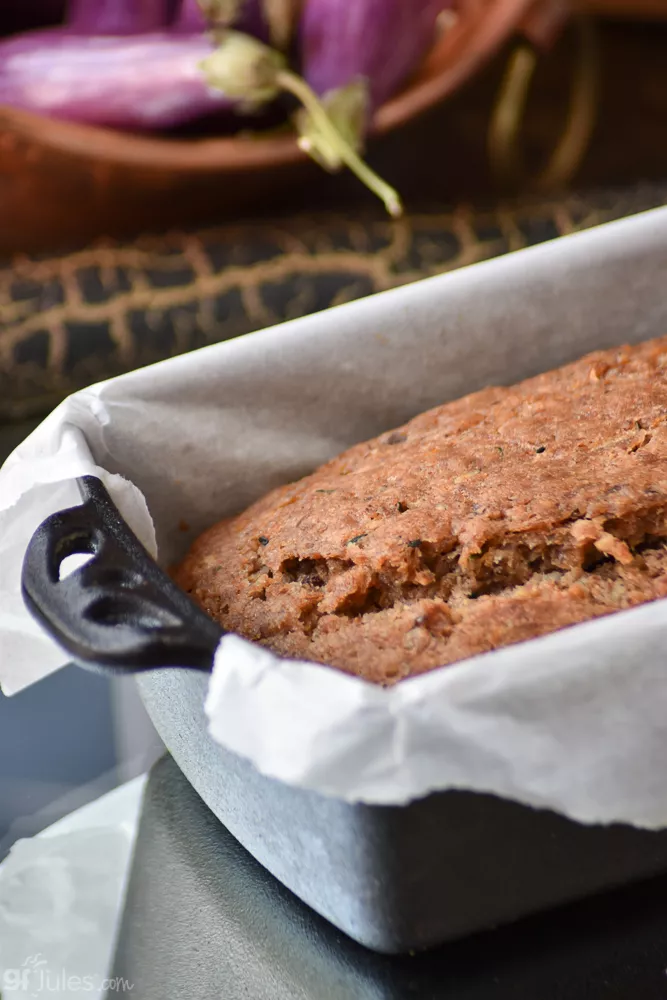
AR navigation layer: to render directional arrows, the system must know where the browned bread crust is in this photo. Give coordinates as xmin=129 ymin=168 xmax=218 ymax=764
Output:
xmin=175 ymin=336 xmax=667 ymax=684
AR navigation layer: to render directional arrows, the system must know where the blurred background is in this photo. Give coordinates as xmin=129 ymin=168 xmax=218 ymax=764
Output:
xmin=1 ymin=0 xmax=667 ymax=847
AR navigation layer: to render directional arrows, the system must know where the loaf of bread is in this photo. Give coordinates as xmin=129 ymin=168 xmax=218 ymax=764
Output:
xmin=175 ymin=336 xmax=667 ymax=684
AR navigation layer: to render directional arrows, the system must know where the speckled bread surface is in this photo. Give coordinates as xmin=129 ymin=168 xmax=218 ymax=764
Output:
xmin=175 ymin=336 xmax=667 ymax=684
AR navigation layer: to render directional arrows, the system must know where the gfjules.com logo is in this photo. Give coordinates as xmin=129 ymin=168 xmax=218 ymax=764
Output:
xmin=2 ymin=954 xmax=134 ymax=995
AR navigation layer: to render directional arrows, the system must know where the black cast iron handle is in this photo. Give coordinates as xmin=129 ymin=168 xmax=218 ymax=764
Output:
xmin=21 ymin=476 xmax=222 ymax=675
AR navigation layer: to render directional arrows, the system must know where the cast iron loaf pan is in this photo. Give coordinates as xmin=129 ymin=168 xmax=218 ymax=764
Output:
xmin=22 ymin=475 xmax=667 ymax=955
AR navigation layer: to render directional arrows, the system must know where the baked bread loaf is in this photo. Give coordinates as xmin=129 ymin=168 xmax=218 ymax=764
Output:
xmin=175 ymin=336 xmax=667 ymax=684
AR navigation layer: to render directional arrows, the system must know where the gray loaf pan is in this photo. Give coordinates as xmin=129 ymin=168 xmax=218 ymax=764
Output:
xmin=23 ymin=477 xmax=667 ymax=955
xmin=137 ymin=668 xmax=667 ymax=954
xmin=20 ymin=207 xmax=667 ymax=955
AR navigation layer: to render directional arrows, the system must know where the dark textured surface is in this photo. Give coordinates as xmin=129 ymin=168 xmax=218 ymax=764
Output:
xmin=136 ymin=667 xmax=667 ymax=953
xmin=112 ymin=754 xmax=667 ymax=999
xmin=2 ymin=184 xmax=666 ymax=424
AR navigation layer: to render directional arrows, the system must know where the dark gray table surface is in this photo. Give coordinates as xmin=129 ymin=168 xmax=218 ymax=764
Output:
xmin=111 ymin=755 xmax=667 ymax=1000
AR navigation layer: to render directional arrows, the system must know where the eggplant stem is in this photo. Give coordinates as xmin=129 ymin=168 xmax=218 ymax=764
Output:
xmin=277 ymin=70 xmax=403 ymax=218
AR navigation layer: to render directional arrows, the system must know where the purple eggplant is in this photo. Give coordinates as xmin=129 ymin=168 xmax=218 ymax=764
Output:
xmin=0 ymin=29 xmax=234 ymax=130
xmin=172 ymin=0 xmax=208 ymax=31
xmin=67 ymin=0 xmax=172 ymax=34
xmin=228 ymin=1 xmax=268 ymax=40
xmin=300 ymin=0 xmax=450 ymax=112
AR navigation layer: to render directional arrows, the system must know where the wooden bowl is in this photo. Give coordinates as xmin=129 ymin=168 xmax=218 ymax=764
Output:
xmin=0 ymin=0 xmax=537 ymax=255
